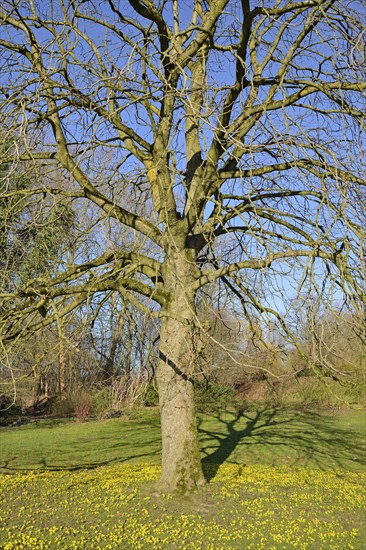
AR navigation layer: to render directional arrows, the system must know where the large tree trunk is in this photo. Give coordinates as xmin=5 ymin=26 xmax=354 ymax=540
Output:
xmin=156 ymin=248 xmax=206 ymax=493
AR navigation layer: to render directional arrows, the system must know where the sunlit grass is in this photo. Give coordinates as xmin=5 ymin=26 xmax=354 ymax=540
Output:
xmin=1 ymin=408 xmax=364 ymax=472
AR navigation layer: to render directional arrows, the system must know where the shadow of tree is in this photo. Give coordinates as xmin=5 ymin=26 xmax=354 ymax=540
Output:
xmin=199 ymin=408 xmax=366 ymax=481
xmin=0 ymin=426 xmax=162 ymax=473
xmin=2 ymin=408 xmax=364 ymax=479
xmin=1 ymin=447 xmax=162 ymax=473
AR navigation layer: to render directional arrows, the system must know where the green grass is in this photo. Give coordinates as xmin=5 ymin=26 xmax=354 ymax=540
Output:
xmin=1 ymin=408 xmax=365 ymax=472
xmin=199 ymin=408 xmax=366 ymax=474
xmin=0 ymin=409 xmax=162 ymax=471
xmin=1 ymin=408 xmax=365 ymax=549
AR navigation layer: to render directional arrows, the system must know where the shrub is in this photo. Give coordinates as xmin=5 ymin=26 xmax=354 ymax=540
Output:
xmin=339 ymin=373 xmax=366 ymax=407
xmin=141 ymin=383 xmax=159 ymax=407
xmin=50 ymin=397 xmax=75 ymax=417
xmin=73 ymin=392 xmax=92 ymax=422
xmin=194 ymin=382 xmax=237 ymax=413
xmin=91 ymin=388 xmax=112 ymax=418
xmin=266 ymin=375 xmax=366 ymax=410
xmin=110 ymin=375 xmax=145 ymax=409
xmin=0 ymin=394 xmax=21 ymax=416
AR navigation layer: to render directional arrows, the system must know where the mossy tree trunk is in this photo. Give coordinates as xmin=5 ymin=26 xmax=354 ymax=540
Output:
xmin=156 ymin=244 xmax=206 ymax=493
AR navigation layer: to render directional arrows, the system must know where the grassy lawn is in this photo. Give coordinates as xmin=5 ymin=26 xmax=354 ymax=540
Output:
xmin=0 ymin=409 xmax=162 ymax=471
xmin=1 ymin=407 xmax=365 ymax=472
xmin=1 ymin=408 xmax=365 ymax=549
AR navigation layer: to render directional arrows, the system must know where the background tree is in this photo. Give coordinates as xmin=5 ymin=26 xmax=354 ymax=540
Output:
xmin=0 ymin=0 xmax=365 ymax=493
xmin=0 ymin=131 xmax=76 ymax=401
xmin=0 ymin=135 xmax=75 ymax=283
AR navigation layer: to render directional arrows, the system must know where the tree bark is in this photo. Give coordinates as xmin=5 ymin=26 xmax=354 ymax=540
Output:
xmin=33 ymin=364 xmax=45 ymax=400
xmin=156 ymin=247 xmax=206 ymax=493
xmin=59 ymin=335 xmax=68 ymax=399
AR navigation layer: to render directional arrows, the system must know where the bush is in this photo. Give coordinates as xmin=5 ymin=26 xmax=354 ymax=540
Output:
xmin=339 ymin=374 xmax=366 ymax=407
xmin=140 ymin=384 xmax=159 ymax=407
xmin=266 ymin=374 xmax=366 ymax=410
xmin=73 ymin=392 xmax=92 ymax=422
xmin=194 ymin=382 xmax=237 ymax=413
xmin=91 ymin=388 xmax=112 ymax=418
xmin=50 ymin=397 xmax=75 ymax=417
xmin=50 ymin=389 xmax=110 ymax=420
xmin=0 ymin=394 xmax=21 ymax=416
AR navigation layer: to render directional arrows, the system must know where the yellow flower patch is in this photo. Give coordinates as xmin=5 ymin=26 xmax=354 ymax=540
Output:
xmin=1 ymin=463 xmax=365 ymax=549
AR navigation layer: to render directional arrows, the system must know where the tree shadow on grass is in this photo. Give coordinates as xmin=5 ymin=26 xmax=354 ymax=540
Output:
xmin=0 ymin=415 xmax=163 ymax=473
xmin=1 ymin=448 xmax=162 ymax=473
xmin=44 ymin=447 xmax=162 ymax=471
xmin=0 ymin=431 xmax=162 ymax=473
xmin=199 ymin=408 xmax=366 ymax=481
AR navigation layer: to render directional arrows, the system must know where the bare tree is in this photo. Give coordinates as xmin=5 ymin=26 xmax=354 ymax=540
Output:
xmin=90 ymin=292 xmax=158 ymax=383
xmin=0 ymin=0 xmax=365 ymax=492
